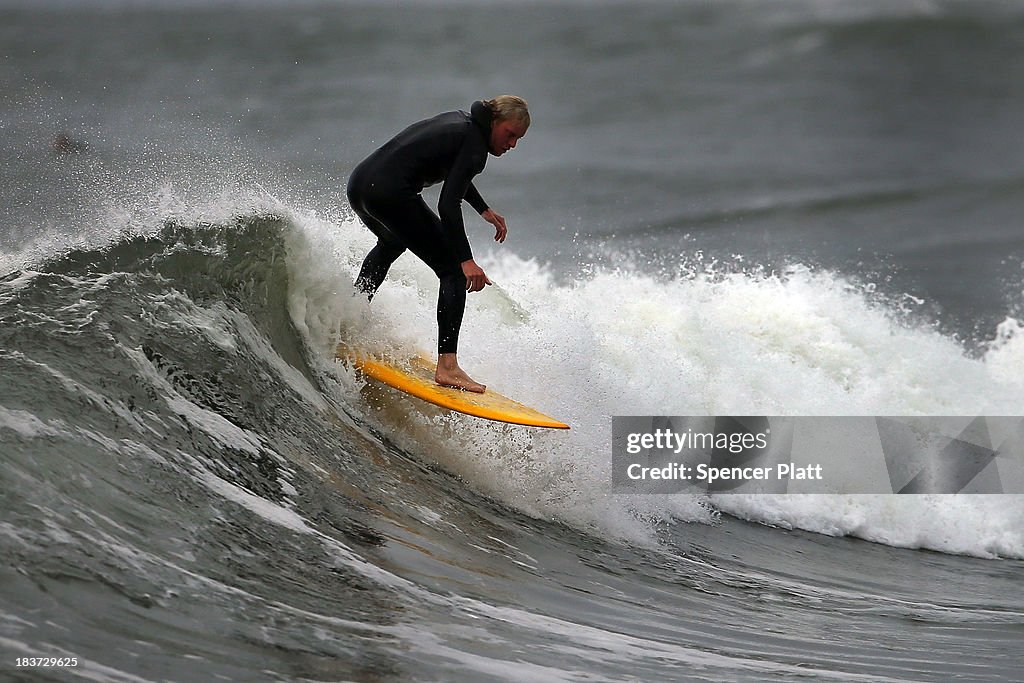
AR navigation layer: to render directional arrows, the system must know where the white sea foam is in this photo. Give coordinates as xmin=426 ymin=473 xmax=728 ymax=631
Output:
xmin=285 ymin=206 xmax=1024 ymax=559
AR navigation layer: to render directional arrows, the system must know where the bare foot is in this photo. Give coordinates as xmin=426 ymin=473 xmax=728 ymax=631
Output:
xmin=435 ymin=354 xmax=486 ymax=393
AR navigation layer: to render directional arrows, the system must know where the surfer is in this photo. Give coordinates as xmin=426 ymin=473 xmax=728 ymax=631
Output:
xmin=346 ymin=95 xmax=529 ymax=393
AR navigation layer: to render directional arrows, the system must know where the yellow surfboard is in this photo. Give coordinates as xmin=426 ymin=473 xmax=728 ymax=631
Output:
xmin=337 ymin=346 xmax=569 ymax=429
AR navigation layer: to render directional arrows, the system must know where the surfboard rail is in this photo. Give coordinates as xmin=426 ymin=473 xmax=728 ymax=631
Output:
xmin=337 ymin=346 xmax=569 ymax=429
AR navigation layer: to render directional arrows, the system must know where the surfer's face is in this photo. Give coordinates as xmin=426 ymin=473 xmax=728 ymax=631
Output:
xmin=490 ymin=119 xmax=527 ymax=156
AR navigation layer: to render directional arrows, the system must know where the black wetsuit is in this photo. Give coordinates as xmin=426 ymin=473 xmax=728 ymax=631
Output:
xmin=347 ymin=101 xmax=492 ymax=355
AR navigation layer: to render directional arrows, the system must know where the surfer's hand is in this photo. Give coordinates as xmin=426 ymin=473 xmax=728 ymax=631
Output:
xmin=482 ymin=209 xmax=507 ymax=243
xmin=461 ymin=259 xmax=491 ymax=293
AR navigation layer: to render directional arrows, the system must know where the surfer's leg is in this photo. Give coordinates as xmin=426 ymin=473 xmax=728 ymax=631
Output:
xmin=391 ymin=208 xmax=467 ymax=354
xmin=347 ymin=170 xmax=414 ymax=298
xmin=350 ymin=203 xmax=406 ymax=299
xmin=355 ymin=238 xmax=404 ymax=298
xmin=432 ymin=272 xmax=483 ymax=391
xmin=370 ymin=199 xmax=484 ymax=392
xmin=435 ymin=269 xmax=466 ymax=354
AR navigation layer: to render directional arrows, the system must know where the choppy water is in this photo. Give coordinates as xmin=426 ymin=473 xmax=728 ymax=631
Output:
xmin=2 ymin=1 xmax=1023 ymax=681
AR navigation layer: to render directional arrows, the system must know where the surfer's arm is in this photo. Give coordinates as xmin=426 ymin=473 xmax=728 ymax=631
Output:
xmin=441 ymin=165 xmax=494 ymax=290
xmin=464 ymin=181 xmax=505 ymax=243
xmin=438 ymin=149 xmax=482 ymax=263
xmin=464 ymin=182 xmax=489 ymax=214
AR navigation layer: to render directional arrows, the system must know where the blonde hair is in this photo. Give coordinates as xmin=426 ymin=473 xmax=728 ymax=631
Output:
xmin=485 ymin=95 xmax=530 ymax=128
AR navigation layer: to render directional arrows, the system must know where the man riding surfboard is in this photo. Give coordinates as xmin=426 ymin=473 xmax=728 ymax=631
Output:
xmin=346 ymin=95 xmax=530 ymax=393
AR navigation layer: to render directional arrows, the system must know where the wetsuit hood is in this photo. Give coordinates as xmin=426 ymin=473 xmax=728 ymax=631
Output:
xmin=469 ymin=100 xmax=493 ymax=139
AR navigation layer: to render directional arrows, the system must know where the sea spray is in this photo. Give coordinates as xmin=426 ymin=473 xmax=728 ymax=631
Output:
xmin=285 ymin=204 xmax=1024 ymax=558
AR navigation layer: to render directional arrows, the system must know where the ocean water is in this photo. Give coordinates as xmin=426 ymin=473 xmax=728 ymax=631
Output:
xmin=2 ymin=0 xmax=1024 ymax=681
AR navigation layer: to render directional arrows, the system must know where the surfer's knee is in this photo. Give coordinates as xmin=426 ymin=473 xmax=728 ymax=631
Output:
xmin=374 ymin=239 xmax=406 ymax=263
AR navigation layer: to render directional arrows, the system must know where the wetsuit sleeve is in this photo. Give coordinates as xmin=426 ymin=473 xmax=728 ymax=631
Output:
xmin=464 ymin=182 xmax=489 ymax=215
xmin=438 ymin=147 xmax=482 ymax=263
